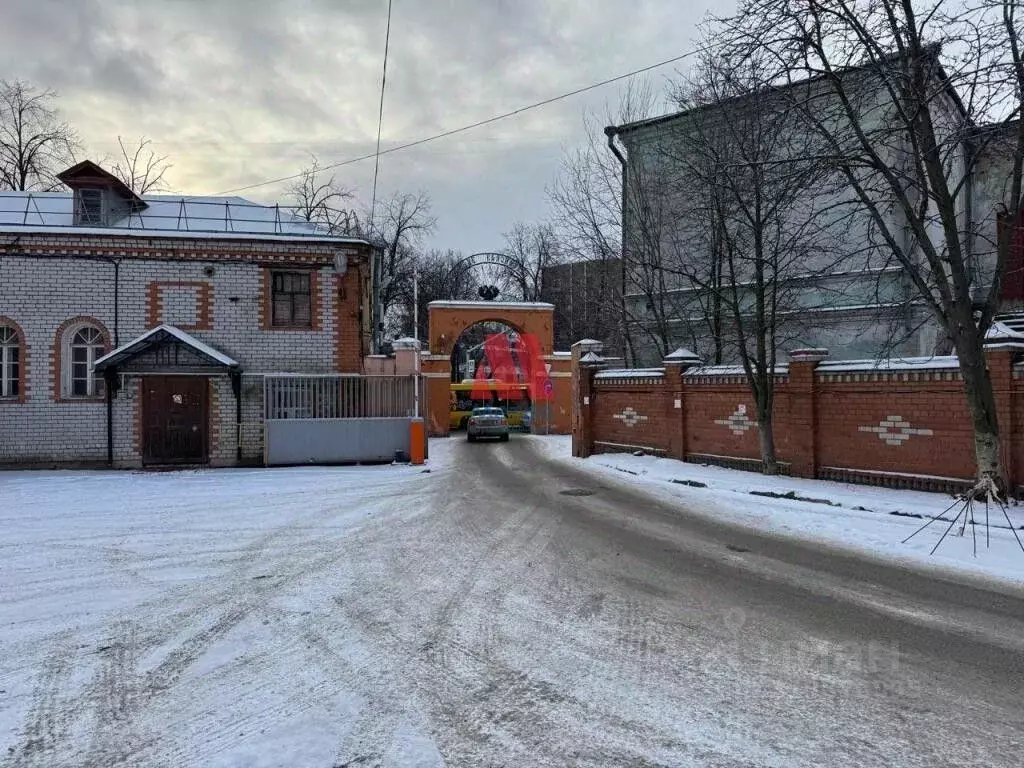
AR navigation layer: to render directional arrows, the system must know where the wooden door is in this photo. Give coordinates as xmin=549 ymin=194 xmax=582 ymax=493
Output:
xmin=142 ymin=376 xmax=209 ymax=464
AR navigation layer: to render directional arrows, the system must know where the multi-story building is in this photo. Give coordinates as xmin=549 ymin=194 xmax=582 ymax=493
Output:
xmin=540 ymin=258 xmax=623 ymax=356
xmin=606 ymin=59 xmax=1024 ymax=366
xmin=0 ymin=160 xmax=375 ymax=466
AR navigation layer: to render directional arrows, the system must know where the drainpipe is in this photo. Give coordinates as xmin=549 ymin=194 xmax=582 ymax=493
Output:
xmin=604 ymin=126 xmax=632 ymax=365
xmin=104 ymin=368 xmax=117 ymax=465
xmin=231 ymin=370 xmax=243 ymax=463
xmin=103 ymin=257 xmax=121 ymax=347
xmin=113 ymin=259 xmax=120 ymax=347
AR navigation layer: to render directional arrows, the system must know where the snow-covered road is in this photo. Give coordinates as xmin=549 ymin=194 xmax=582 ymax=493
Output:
xmin=2 ymin=439 xmax=1023 ymax=767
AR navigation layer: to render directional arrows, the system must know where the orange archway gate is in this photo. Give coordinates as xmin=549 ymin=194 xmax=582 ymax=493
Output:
xmin=421 ymin=301 xmax=572 ymax=437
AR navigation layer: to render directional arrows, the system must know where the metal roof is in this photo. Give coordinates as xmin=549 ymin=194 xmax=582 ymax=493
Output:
xmin=94 ymin=325 xmax=239 ymax=371
xmin=0 ymin=190 xmax=367 ymax=244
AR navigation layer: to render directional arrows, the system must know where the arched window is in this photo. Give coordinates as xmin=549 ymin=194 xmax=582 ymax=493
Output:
xmin=65 ymin=324 xmax=106 ymax=398
xmin=0 ymin=324 xmax=20 ymax=399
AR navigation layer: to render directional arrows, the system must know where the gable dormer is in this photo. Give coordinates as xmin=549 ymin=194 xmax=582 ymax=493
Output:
xmin=57 ymin=160 xmax=147 ymax=227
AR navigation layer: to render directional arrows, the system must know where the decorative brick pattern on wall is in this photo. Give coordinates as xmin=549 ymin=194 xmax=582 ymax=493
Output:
xmin=576 ymin=350 xmax=1024 ymax=492
xmin=590 ymin=382 xmax=671 ymax=453
xmin=260 ymin=267 xmax=321 ymax=332
xmin=50 ymin=316 xmax=111 ymax=404
xmin=334 ymin=270 xmax=363 ymax=373
xmin=814 ymin=381 xmax=975 ymax=480
xmin=684 ymin=386 xmax=763 ymax=463
xmin=147 ymin=281 xmax=213 ymax=329
xmin=0 ymin=316 xmax=29 ymax=404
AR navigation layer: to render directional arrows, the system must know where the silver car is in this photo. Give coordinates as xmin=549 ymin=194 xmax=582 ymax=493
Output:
xmin=467 ymin=407 xmax=509 ymax=442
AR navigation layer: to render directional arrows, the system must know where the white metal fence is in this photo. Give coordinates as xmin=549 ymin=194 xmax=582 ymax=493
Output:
xmin=262 ymin=374 xmax=422 ymax=465
xmin=264 ymin=374 xmax=419 ymax=420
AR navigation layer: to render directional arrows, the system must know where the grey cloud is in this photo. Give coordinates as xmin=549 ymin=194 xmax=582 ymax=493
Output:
xmin=0 ymin=0 xmax=716 ymax=250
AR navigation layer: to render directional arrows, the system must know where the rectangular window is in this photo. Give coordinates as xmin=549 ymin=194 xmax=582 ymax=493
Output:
xmin=75 ymin=189 xmax=105 ymax=226
xmin=69 ymin=349 xmax=102 ymax=397
xmin=271 ymin=271 xmax=312 ymax=327
xmin=0 ymin=345 xmax=18 ymax=398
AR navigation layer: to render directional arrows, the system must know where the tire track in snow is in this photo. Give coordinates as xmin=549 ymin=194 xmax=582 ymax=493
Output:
xmin=7 ymin=633 xmax=77 ymax=768
xmin=6 ymin=476 xmax=428 ymax=768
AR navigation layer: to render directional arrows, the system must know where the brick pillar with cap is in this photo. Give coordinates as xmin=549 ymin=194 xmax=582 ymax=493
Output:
xmin=982 ymin=327 xmax=1024 ymax=488
xmin=572 ymin=339 xmax=603 ymax=458
xmin=787 ymin=348 xmax=828 ymax=478
xmin=663 ymin=347 xmax=703 ymax=462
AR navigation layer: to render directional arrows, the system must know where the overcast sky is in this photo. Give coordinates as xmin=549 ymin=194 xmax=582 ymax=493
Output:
xmin=1 ymin=0 xmax=719 ymax=253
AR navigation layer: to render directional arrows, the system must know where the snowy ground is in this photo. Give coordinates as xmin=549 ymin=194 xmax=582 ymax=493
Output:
xmin=0 ymin=460 xmax=446 ymax=768
xmin=532 ymin=436 xmax=1024 ymax=586
xmin=2 ymin=438 xmax=1023 ymax=767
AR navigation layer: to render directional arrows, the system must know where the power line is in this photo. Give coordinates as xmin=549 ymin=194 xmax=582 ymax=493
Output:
xmin=211 ymin=48 xmax=702 ymax=196
xmin=368 ymin=0 xmax=393 ymax=237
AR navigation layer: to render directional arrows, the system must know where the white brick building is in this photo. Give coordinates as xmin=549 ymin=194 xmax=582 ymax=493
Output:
xmin=0 ymin=161 xmax=375 ymax=467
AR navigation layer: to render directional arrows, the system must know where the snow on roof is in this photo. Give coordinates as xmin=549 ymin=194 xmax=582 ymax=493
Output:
xmin=984 ymin=321 xmax=1024 ymax=349
xmin=595 ymin=367 xmax=665 ymax=379
xmin=986 ymin=320 xmax=1024 ymax=339
xmin=664 ymin=346 xmax=700 ymax=360
xmin=426 ymin=300 xmax=555 ymax=310
xmin=0 ymin=191 xmax=367 ymax=244
xmin=816 ymin=355 xmax=960 ymax=373
xmin=94 ymin=325 xmax=238 ymax=370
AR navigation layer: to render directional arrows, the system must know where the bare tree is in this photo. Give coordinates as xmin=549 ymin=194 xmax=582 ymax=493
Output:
xmin=111 ymin=136 xmax=171 ymax=195
xmin=663 ymin=49 xmax=845 ymax=474
xmin=287 ymin=156 xmax=361 ymax=235
xmin=373 ymin=191 xmax=435 ymax=339
xmin=0 ymin=80 xmax=79 ymax=191
xmin=496 ymin=222 xmax=563 ymax=301
xmin=394 ymin=248 xmax=480 ymax=341
xmin=550 ymin=81 xmax=670 ymax=362
xmin=714 ymin=0 xmax=1024 ymax=494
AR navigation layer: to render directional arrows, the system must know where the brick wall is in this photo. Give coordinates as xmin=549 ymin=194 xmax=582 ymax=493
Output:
xmin=0 ymin=232 xmax=370 ymax=465
xmin=575 ymin=350 xmax=1024 ymax=492
xmin=591 ymin=383 xmax=672 ymax=453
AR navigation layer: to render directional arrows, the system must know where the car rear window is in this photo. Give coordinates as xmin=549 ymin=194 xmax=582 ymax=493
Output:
xmin=473 ymin=408 xmax=504 ymax=415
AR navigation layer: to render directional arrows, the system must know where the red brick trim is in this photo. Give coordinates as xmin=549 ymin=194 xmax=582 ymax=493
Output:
xmin=209 ymin=378 xmax=221 ymax=458
xmin=260 ymin=268 xmax=270 ymax=330
xmin=147 ymin=282 xmax=161 ymax=327
xmin=334 ymin=270 xmax=362 ymax=372
xmin=7 ymin=234 xmax=369 ymax=265
xmin=132 ymin=379 xmax=143 ymax=458
xmin=0 ymin=316 xmax=28 ymax=404
xmin=261 ymin=266 xmax=321 ymax=331
xmin=146 ymin=281 xmax=214 ymax=330
xmin=51 ymin=316 xmax=112 ymax=403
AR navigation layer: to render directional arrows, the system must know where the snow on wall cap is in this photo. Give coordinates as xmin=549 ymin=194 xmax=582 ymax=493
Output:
xmin=426 ymin=300 xmax=554 ymax=309
xmin=789 ymin=348 xmax=830 ymax=362
xmin=663 ymin=347 xmax=703 ymax=366
xmin=594 ymin=367 xmax=665 ymax=379
xmin=816 ymin=355 xmax=959 ymax=372
xmin=684 ymin=364 xmax=788 ymax=377
xmin=391 ymin=337 xmax=421 ymax=350
xmin=579 ymin=351 xmax=604 ymax=365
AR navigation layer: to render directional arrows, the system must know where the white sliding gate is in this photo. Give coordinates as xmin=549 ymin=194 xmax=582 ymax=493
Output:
xmin=263 ymin=374 xmax=421 ymax=465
